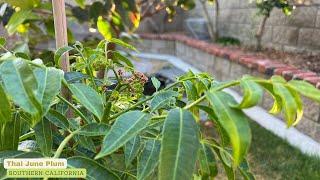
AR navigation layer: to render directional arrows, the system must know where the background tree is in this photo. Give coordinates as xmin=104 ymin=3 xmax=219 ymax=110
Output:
xmin=254 ymin=0 xmax=294 ymax=51
xmin=198 ymin=0 xmax=219 ymax=42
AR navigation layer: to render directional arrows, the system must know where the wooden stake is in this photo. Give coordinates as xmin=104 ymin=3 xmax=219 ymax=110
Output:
xmin=52 ymin=0 xmax=73 ymax=118
xmin=52 ymin=0 xmax=70 ymax=72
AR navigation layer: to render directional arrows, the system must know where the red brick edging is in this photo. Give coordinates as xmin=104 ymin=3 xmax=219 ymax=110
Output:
xmin=139 ymin=33 xmax=320 ymax=89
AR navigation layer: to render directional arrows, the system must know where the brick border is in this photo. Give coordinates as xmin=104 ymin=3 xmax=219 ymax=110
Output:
xmin=139 ymin=33 xmax=320 ymax=88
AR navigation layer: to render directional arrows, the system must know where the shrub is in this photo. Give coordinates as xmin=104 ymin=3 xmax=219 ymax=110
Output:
xmin=0 ymin=36 xmax=320 ymax=179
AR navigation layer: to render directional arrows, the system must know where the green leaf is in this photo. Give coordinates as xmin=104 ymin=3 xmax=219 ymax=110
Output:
xmin=272 ymin=78 xmax=299 ymax=127
xmin=75 ymin=135 xmax=96 ymax=152
xmin=159 ymin=108 xmax=200 ymax=180
xmin=75 ymin=0 xmax=85 ymax=9
xmin=138 ymin=139 xmax=161 ymax=180
xmin=206 ymin=91 xmax=251 ymax=166
xmin=0 ymin=59 xmax=42 ymax=125
xmin=0 ymin=84 xmax=11 ymax=123
xmin=287 ymin=87 xmax=303 ymax=126
xmin=109 ymin=38 xmax=138 ymax=51
xmin=124 ymin=136 xmax=141 ymax=167
xmin=0 ymin=151 xmax=42 ymax=179
xmin=257 ymin=81 xmax=282 ymax=114
xmin=288 ymin=80 xmax=320 ymax=103
xmin=6 ymin=10 xmax=31 ymax=35
xmin=34 ymin=67 xmax=64 ymax=114
xmin=151 ymin=77 xmax=161 ymax=91
xmin=232 ymin=79 xmax=263 ymax=109
xmin=0 ymin=113 xmax=21 ymax=151
xmin=14 ymin=52 xmax=30 ymax=60
xmin=68 ymin=156 xmax=119 ymax=180
xmin=210 ymin=144 xmax=235 ymax=180
xmin=78 ymin=123 xmax=109 ymax=136
xmin=198 ymin=143 xmax=218 ymax=178
xmin=54 ymin=46 xmax=73 ymax=67
xmin=5 ymin=0 xmax=40 ymax=9
xmin=150 ymin=90 xmax=179 ymax=111
xmin=239 ymin=158 xmax=255 ymax=180
xmin=183 ymin=80 xmax=198 ymax=101
xmin=69 ymin=83 xmax=104 ymax=120
xmin=95 ymin=111 xmax=150 ymax=159
xmin=46 ymin=109 xmax=69 ymax=130
xmin=97 ymin=16 xmax=112 ymax=40
xmin=33 ymin=118 xmax=52 ymax=156
xmin=112 ymin=51 xmax=134 ymax=68
xmin=0 ymin=37 xmax=6 ymax=46
xmin=64 ymin=71 xmax=87 ymax=83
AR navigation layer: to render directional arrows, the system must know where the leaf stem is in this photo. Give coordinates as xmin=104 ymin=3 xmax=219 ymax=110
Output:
xmin=19 ymin=130 xmax=35 ymax=141
xmin=57 ymin=95 xmax=91 ymax=123
xmin=53 ymin=130 xmax=79 ymax=158
xmin=183 ymin=80 xmax=240 ymax=110
xmin=108 ymin=80 xmax=184 ymax=121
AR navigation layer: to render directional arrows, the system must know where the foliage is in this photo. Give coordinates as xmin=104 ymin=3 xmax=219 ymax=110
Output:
xmin=1 ymin=36 xmax=320 ymax=180
xmin=253 ymin=0 xmax=294 ymax=50
xmin=216 ymin=36 xmax=240 ymax=46
xmin=0 ymin=0 xmax=196 ymax=57
xmin=255 ymin=0 xmax=294 ymax=17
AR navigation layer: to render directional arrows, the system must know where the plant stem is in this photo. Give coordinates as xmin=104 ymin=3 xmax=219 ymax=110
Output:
xmin=184 ymin=80 xmax=240 ymax=110
xmin=57 ymin=95 xmax=91 ymax=123
xmin=19 ymin=130 xmax=35 ymax=141
xmin=108 ymin=80 xmax=184 ymax=120
xmin=53 ymin=130 xmax=79 ymax=158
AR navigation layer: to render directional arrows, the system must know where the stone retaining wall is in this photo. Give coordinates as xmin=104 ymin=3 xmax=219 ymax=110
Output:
xmin=136 ymin=33 xmax=320 ymax=143
xmin=187 ymin=0 xmax=320 ymax=53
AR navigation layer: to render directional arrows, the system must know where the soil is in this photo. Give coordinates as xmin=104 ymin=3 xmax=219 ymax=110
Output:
xmin=240 ymin=46 xmax=320 ymax=74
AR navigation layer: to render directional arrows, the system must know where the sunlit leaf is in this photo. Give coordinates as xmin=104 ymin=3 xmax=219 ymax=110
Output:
xmin=0 ymin=37 xmax=6 ymax=47
xmin=112 ymin=51 xmax=134 ymax=68
xmin=5 ymin=0 xmax=40 ymax=9
xmin=271 ymin=77 xmax=298 ymax=127
xmin=97 ymin=16 xmax=112 ymax=40
xmin=6 ymin=10 xmax=31 ymax=35
xmin=74 ymin=0 xmax=85 ymax=9
xmin=232 ymin=79 xmax=263 ymax=109
xmin=109 ymin=38 xmax=137 ymax=51
xmin=288 ymin=80 xmax=320 ymax=103
xmin=206 ymin=91 xmax=251 ymax=166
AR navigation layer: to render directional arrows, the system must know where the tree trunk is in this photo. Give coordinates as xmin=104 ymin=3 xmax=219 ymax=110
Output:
xmin=255 ymin=15 xmax=268 ymax=51
xmin=214 ymin=0 xmax=220 ymax=40
xmin=199 ymin=0 xmax=215 ymax=41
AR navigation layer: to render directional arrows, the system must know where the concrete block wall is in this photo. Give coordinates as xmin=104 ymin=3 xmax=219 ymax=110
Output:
xmin=135 ymin=36 xmax=320 ymax=143
xmin=188 ymin=0 xmax=320 ymax=53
